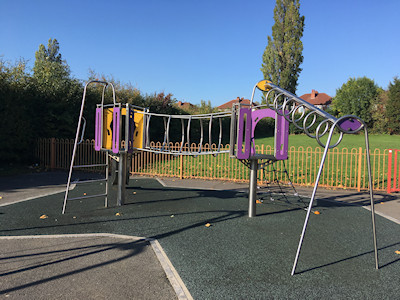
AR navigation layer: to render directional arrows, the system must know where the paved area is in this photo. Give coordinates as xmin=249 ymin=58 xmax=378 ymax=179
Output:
xmin=0 ymin=234 xmax=178 ymax=300
xmin=1 ymin=171 xmax=400 ymax=299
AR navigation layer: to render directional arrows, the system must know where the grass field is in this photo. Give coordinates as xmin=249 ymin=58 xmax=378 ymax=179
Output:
xmin=256 ymin=134 xmax=400 ymax=151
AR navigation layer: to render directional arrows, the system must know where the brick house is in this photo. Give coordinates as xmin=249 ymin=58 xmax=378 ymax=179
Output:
xmin=176 ymin=101 xmax=195 ymax=112
xmin=299 ymin=90 xmax=332 ymax=110
xmin=217 ymin=97 xmax=251 ymax=111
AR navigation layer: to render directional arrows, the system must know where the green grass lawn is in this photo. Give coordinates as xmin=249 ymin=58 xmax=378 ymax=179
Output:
xmin=256 ymin=134 xmax=400 ymax=151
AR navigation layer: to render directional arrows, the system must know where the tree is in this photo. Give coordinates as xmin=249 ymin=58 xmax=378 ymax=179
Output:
xmin=261 ymin=0 xmax=305 ymax=94
xmin=33 ymin=38 xmax=71 ymax=96
xmin=31 ymin=38 xmax=82 ymax=138
xmin=371 ymin=88 xmax=388 ymax=133
xmin=386 ymin=77 xmax=400 ymax=134
xmin=332 ymin=77 xmax=379 ymax=128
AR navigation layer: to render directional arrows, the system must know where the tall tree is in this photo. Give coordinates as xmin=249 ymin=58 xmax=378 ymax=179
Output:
xmin=386 ymin=77 xmax=400 ymax=134
xmin=371 ymin=88 xmax=388 ymax=133
xmin=32 ymin=38 xmax=81 ymax=138
xmin=33 ymin=38 xmax=71 ymax=96
xmin=261 ymin=0 xmax=305 ymax=94
xmin=332 ymin=77 xmax=379 ymax=128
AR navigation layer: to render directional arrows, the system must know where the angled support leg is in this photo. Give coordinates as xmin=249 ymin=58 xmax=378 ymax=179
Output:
xmin=291 ymin=125 xmax=335 ymax=275
xmin=364 ymin=126 xmax=379 ymax=269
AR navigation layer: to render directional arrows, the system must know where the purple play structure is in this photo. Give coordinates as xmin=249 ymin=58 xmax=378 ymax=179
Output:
xmin=64 ymin=79 xmax=378 ymax=277
xmin=236 ymin=107 xmax=289 ymax=160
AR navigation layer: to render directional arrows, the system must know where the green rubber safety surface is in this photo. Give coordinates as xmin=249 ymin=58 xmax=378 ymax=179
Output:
xmin=1 ymin=178 xmax=400 ymax=299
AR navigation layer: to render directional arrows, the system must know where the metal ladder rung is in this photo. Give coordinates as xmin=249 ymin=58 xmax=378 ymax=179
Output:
xmin=73 ymin=163 xmax=108 ymax=168
xmin=68 ymin=193 xmax=107 ymax=201
xmin=73 ymin=178 xmax=107 ymax=185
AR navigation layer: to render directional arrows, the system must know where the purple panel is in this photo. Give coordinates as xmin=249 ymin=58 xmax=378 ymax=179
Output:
xmin=250 ymin=109 xmax=275 ymax=155
xmin=112 ymin=107 xmax=120 ymax=154
xmin=275 ymin=113 xmax=289 ymax=160
xmin=128 ymin=108 xmax=135 ymax=153
xmin=338 ymin=118 xmax=362 ymax=132
xmin=94 ymin=108 xmax=102 ymax=151
xmin=236 ymin=108 xmax=252 ymax=159
xmin=249 ymin=108 xmax=289 ymax=160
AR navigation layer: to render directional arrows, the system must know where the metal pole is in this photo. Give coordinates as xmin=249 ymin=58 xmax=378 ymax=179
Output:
xmin=249 ymin=158 xmax=258 ymax=217
xmin=117 ymin=152 xmax=127 ymax=206
xmin=105 ymin=153 xmax=109 ymax=208
xmin=291 ymin=125 xmax=335 ymax=275
xmin=62 ymin=83 xmax=89 ymax=214
xmin=364 ymin=127 xmax=379 ymax=269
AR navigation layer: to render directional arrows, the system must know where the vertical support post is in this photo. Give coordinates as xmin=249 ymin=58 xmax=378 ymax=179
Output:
xmin=117 ymin=152 xmax=127 ymax=206
xmin=50 ymin=137 xmax=56 ymax=170
xmin=394 ymin=151 xmax=398 ymax=192
xmin=249 ymin=158 xmax=258 ymax=217
xmin=180 ymin=155 xmax=184 ymax=179
xmin=260 ymin=144 xmax=264 ymax=182
xmin=387 ymin=150 xmax=392 ymax=193
xmin=357 ymin=147 xmax=363 ymax=192
xmin=105 ymin=153 xmax=109 ymax=207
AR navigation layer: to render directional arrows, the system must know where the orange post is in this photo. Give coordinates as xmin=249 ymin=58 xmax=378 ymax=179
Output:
xmin=387 ymin=150 xmax=392 ymax=193
xmin=357 ymin=147 xmax=362 ymax=192
xmin=180 ymin=155 xmax=184 ymax=179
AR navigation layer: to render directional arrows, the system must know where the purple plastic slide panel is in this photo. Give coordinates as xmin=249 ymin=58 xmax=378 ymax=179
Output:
xmin=250 ymin=109 xmax=275 ymax=156
xmin=236 ymin=108 xmax=252 ymax=159
xmin=274 ymin=113 xmax=289 ymax=160
xmin=94 ymin=108 xmax=102 ymax=151
xmin=112 ymin=107 xmax=120 ymax=154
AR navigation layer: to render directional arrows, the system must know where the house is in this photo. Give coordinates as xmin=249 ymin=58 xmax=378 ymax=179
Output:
xmin=299 ymin=90 xmax=332 ymax=110
xmin=176 ymin=101 xmax=195 ymax=112
xmin=217 ymin=97 xmax=251 ymax=111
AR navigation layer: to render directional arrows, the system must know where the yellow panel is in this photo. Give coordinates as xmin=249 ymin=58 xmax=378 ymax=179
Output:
xmin=132 ymin=110 xmax=144 ymax=149
xmin=256 ymin=80 xmax=272 ymax=92
xmin=102 ymin=107 xmax=144 ymax=150
xmin=103 ymin=108 xmax=113 ymax=150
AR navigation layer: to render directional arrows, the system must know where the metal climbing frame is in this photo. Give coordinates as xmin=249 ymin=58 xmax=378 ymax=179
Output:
xmin=252 ymin=80 xmax=378 ymax=275
xmin=64 ymin=79 xmax=378 ymax=276
xmin=135 ymin=110 xmax=232 ymax=156
xmin=62 ymin=80 xmax=116 ymax=214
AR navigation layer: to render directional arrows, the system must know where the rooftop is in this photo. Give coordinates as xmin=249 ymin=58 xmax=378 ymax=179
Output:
xmin=300 ymin=90 xmax=332 ymax=106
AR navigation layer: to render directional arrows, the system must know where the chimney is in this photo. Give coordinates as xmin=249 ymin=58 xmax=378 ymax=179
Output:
xmin=311 ymin=90 xmax=318 ymax=99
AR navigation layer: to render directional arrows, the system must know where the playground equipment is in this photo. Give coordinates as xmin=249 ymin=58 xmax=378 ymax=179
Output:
xmin=63 ymin=79 xmax=378 ymax=275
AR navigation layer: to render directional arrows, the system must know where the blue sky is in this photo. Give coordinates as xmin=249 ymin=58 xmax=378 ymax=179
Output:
xmin=1 ymin=0 xmax=399 ymax=106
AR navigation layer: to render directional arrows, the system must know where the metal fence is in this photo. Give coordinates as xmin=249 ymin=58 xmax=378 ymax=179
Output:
xmin=36 ymin=138 xmax=390 ymax=191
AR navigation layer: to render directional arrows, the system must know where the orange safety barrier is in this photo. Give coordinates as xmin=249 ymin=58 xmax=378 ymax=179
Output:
xmin=387 ymin=149 xmax=400 ymax=193
xmin=36 ymin=138 xmax=389 ymax=191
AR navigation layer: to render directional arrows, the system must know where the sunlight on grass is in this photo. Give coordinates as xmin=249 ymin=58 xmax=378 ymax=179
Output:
xmin=255 ymin=134 xmax=400 ymax=151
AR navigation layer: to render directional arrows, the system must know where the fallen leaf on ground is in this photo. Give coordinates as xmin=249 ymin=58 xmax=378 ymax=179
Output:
xmin=40 ymin=215 xmax=48 ymax=219
xmin=256 ymin=199 xmax=263 ymax=204
xmin=314 ymin=211 xmax=321 ymax=215
xmin=205 ymin=223 xmax=211 ymax=227
xmin=115 ymin=212 xmax=121 ymax=216
xmin=395 ymin=250 xmax=400 ymax=255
